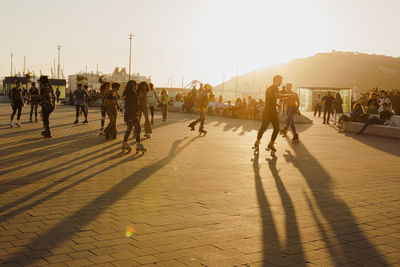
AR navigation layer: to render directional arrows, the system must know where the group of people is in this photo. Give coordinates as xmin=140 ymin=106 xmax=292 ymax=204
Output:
xmin=8 ymin=77 xmax=56 ymax=137
xmin=313 ymin=91 xmax=344 ymax=124
xmin=337 ymin=90 xmax=394 ymax=135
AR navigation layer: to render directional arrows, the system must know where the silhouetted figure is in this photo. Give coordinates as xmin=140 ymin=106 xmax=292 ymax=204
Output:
xmin=137 ymin=82 xmax=152 ymax=138
xmin=103 ymin=82 xmax=122 ymax=140
xmin=9 ymin=81 xmax=24 ymax=127
xmin=39 ymin=76 xmax=56 ymax=138
xmin=160 ymin=89 xmax=170 ymax=121
xmin=279 ymin=82 xmax=299 ymax=142
xmin=188 ymin=83 xmax=211 ymax=135
xmin=98 ymin=82 xmax=109 ymax=133
xmin=73 ymin=83 xmax=89 ymax=124
xmin=55 ymin=87 xmax=61 ymax=103
xmin=314 ymin=93 xmax=322 ymax=117
xmin=147 ymin=83 xmax=159 ymax=125
xmin=28 ymin=82 xmax=40 ymax=122
xmin=322 ymin=91 xmax=334 ymax=124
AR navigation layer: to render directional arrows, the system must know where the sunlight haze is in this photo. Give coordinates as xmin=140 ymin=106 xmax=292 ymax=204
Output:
xmin=1 ymin=0 xmax=399 ymax=86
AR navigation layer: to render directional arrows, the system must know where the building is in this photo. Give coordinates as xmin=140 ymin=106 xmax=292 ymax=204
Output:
xmin=67 ymin=71 xmax=151 ymax=92
xmin=2 ymin=76 xmax=66 ymax=99
xmin=297 ymin=86 xmax=352 ymax=113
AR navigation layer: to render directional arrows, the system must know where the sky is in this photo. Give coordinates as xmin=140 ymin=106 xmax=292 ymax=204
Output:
xmin=0 ymin=0 xmax=399 ymax=86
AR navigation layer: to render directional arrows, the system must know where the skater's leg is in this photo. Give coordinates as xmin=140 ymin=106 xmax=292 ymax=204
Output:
xmin=133 ymin=117 xmax=141 ymax=143
xmin=124 ymin=120 xmax=133 ymax=142
xmin=199 ymin=111 xmax=206 ymax=131
xmin=257 ymin=117 xmax=270 ymax=141
xmin=34 ymin=104 xmax=38 ymax=119
xmin=30 ymin=103 xmax=34 ymax=119
xmin=110 ymin=108 xmax=117 ymax=136
xmin=150 ymin=106 xmax=154 ymax=121
xmin=17 ymin=106 xmax=22 ymax=121
xmin=82 ymin=105 xmax=88 ymax=120
xmin=318 ymin=106 xmax=321 ymax=117
xmin=327 ymin=108 xmax=331 ymax=123
xmin=75 ymin=105 xmax=80 ymax=120
xmin=287 ymin=107 xmax=297 ymax=134
xmin=270 ymin=118 xmax=280 ymax=142
xmin=11 ymin=106 xmax=17 ymax=121
xmin=101 ymin=106 xmax=106 ymax=129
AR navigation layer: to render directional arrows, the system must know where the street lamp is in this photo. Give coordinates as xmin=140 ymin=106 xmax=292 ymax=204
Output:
xmin=128 ymin=33 xmax=133 ymax=80
xmin=57 ymin=45 xmax=61 ymax=79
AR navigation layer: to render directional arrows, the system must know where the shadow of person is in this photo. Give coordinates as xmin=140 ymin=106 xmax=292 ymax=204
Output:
xmin=4 ymin=137 xmax=198 ymax=264
xmin=252 ymin=153 xmax=280 ymax=266
xmin=283 ymin=143 xmax=388 ymax=265
xmin=266 ymin=155 xmax=306 ymax=266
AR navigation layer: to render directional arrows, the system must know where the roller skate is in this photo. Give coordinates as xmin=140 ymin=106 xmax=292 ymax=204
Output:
xmin=279 ymin=127 xmax=288 ymax=137
xmin=144 ymin=133 xmax=151 ymax=139
xmin=74 ymin=119 xmax=79 ymax=125
xmin=292 ymin=133 xmax=299 ymax=144
xmin=16 ymin=121 xmax=21 ymax=127
xmin=188 ymin=122 xmax=196 ymax=131
xmin=99 ymin=127 xmax=104 ymax=135
xmin=199 ymin=129 xmax=207 ymax=136
xmin=82 ymin=119 xmax=88 ymax=125
xmin=252 ymin=139 xmax=260 ymax=154
xmin=42 ymin=128 xmax=52 ymax=138
xmin=136 ymin=143 xmax=147 ymax=153
xmin=9 ymin=120 xmax=13 ymax=128
xmin=266 ymin=141 xmax=277 ymax=155
xmin=29 ymin=116 xmax=33 ymax=123
xmin=121 ymin=141 xmax=132 ymax=153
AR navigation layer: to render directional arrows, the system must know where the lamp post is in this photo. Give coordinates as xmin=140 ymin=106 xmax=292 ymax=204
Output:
xmin=128 ymin=33 xmax=133 ymax=80
xmin=57 ymin=45 xmax=61 ymax=79
xmin=10 ymin=53 xmax=13 ymax=76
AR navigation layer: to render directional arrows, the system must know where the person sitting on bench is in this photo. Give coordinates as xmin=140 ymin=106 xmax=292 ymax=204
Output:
xmin=357 ymin=102 xmax=393 ymax=135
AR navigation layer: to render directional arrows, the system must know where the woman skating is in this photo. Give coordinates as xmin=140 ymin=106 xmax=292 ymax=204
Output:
xmin=147 ymin=83 xmax=159 ymax=125
xmin=137 ymin=82 xmax=152 ymax=138
xmin=121 ymin=80 xmax=146 ymax=153
xmin=103 ymin=82 xmax=122 ymax=140
xmin=160 ymin=89 xmax=170 ymax=122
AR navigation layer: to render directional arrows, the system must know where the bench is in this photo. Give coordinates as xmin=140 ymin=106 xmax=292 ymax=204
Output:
xmin=343 ymin=115 xmax=400 ymax=139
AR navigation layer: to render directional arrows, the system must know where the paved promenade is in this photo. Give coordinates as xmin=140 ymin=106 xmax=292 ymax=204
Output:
xmin=0 ymin=103 xmax=399 ymax=266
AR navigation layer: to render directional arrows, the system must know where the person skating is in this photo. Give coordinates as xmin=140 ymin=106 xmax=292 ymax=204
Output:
xmin=73 ymin=83 xmax=89 ymax=124
xmin=121 ymin=80 xmax=146 ymax=153
xmin=253 ymin=75 xmax=287 ymax=154
xmin=314 ymin=93 xmax=322 ymax=117
xmin=137 ymin=82 xmax=152 ymax=138
xmin=98 ymin=82 xmax=110 ymax=133
xmin=55 ymin=87 xmax=61 ymax=103
xmin=160 ymin=89 xmax=170 ymax=121
xmin=188 ymin=83 xmax=211 ymax=135
xmin=322 ymin=91 xmax=334 ymax=124
xmin=28 ymin=82 xmax=40 ymax=122
xmin=103 ymin=82 xmax=122 ymax=140
xmin=279 ymin=82 xmax=300 ymax=143
xmin=9 ymin=81 xmax=24 ymax=127
xmin=39 ymin=76 xmax=56 ymax=138
xmin=147 ymin=83 xmax=159 ymax=125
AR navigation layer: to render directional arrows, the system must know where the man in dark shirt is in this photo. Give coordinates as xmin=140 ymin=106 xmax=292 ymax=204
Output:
xmin=9 ymin=81 xmax=24 ymax=127
xmin=357 ymin=102 xmax=393 ymax=135
xmin=28 ymin=82 xmax=40 ymax=122
xmin=322 ymin=91 xmax=334 ymax=124
xmin=73 ymin=83 xmax=89 ymax=124
xmin=253 ymin=75 xmax=286 ymax=153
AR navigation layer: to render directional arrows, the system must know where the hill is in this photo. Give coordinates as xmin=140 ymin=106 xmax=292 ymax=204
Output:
xmin=216 ymin=51 xmax=400 ymax=97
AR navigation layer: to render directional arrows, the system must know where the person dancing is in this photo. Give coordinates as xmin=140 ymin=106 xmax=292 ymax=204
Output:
xmin=253 ymin=75 xmax=287 ymax=154
xmin=39 ymin=76 xmax=56 ymax=138
xmin=137 ymin=82 xmax=152 ymax=138
xmin=98 ymin=82 xmax=109 ymax=133
xmin=103 ymin=82 xmax=122 ymax=140
xmin=28 ymin=81 xmax=40 ymax=122
xmin=9 ymin=81 xmax=24 ymax=127
xmin=188 ymin=83 xmax=211 ymax=135
xmin=121 ymin=80 xmax=146 ymax=153
xmin=147 ymin=83 xmax=159 ymax=125
xmin=279 ymin=82 xmax=300 ymax=143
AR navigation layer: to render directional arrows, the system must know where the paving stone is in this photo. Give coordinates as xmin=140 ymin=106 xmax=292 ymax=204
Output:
xmin=0 ymin=104 xmax=399 ymax=266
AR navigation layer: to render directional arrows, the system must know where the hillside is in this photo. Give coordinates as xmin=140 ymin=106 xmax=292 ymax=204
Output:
xmin=216 ymin=52 xmax=400 ymax=96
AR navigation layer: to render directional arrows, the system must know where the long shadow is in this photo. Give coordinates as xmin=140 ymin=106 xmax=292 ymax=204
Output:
xmin=0 ymin=143 xmax=121 ymax=214
xmin=266 ymin=156 xmax=306 ymax=265
xmin=252 ymin=153 xmax=281 ymax=266
xmin=283 ymin=142 xmax=388 ymax=265
xmin=339 ymin=131 xmax=400 ymax=157
xmin=0 ymin=122 xmax=75 ymax=138
xmin=4 ymin=137 xmax=197 ymax=264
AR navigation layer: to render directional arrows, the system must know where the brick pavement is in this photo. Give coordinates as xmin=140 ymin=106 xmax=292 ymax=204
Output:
xmin=0 ymin=103 xmax=399 ymax=266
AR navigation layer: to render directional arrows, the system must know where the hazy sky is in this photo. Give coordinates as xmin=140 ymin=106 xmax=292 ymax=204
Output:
xmin=1 ymin=0 xmax=399 ymax=86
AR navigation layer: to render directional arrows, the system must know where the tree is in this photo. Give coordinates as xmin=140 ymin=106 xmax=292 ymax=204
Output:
xmin=76 ymin=74 xmax=88 ymax=82
xmin=98 ymin=75 xmax=106 ymax=83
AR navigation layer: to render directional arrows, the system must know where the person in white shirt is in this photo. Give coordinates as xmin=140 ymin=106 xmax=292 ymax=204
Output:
xmin=314 ymin=93 xmax=322 ymax=117
xmin=378 ymin=90 xmax=393 ymax=113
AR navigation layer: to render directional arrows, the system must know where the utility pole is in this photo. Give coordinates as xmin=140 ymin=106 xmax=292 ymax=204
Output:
xmin=23 ymin=56 xmax=26 ymax=75
xmin=128 ymin=33 xmax=133 ymax=80
xmin=53 ymin=59 xmax=56 ymax=78
xmin=10 ymin=53 xmax=14 ymax=76
xmin=252 ymin=70 xmax=256 ymax=98
xmin=57 ymin=45 xmax=61 ymax=79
